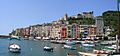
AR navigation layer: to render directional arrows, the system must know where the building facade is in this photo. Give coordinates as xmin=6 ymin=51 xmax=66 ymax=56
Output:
xmin=10 ymin=12 xmax=98 ymax=39
xmin=95 ymin=16 xmax=104 ymax=36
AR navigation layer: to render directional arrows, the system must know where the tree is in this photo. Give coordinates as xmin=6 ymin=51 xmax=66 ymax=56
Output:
xmin=108 ymin=32 xmax=116 ymax=37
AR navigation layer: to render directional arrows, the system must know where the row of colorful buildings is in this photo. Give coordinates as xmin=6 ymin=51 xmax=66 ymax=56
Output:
xmin=9 ymin=11 xmax=104 ymax=39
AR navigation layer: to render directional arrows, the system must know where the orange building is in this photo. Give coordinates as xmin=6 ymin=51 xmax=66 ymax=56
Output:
xmin=61 ymin=27 xmax=67 ymax=38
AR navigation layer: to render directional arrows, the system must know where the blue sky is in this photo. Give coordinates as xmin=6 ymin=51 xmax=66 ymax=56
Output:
xmin=0 ymin=0 xmax=117 ymax=35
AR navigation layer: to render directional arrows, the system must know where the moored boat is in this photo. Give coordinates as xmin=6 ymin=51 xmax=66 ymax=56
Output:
xmin=43 ymin=37 xmax=50 ymax=40
xmin=63 ymin=45 xmax=76 ymax=50
xmin=8 ymin=44 xmax=21 ymax=53
xmin=35 ymin=37 xmax=41 ymax=40
xmin=82 ymin=42 xmax=95 ymax=47
xmin=65 ymin=40 xmax=76 ymax=45
xmin=67 ymin=53 xmax=76 ymax=56
xmin=10 ymin=35 xmax=20 ymax=40
xmin=93 ymin=49 xmax=109 ymax=54
xmin=78 ymin=51 xmax=107 ymax=56
xmin=43 ymin=46 xmax=53 ymax=51
xmin=102 ymin=46 xmax=116 ymax=53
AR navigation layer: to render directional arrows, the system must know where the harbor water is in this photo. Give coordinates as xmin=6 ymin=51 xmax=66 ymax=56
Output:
xmin=0 ymin=37 xmax=107 ymax=56
xmin=0 ymin=38 xmax=81 ymax=56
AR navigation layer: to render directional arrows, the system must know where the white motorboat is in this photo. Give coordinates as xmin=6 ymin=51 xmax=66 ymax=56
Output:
xmin=102 ymin=46 xmax=116 ymax=53
xmin=9 ymin=44 xmax=21 ymax=53
xmin=65 ymin=40 xmax=76 ymax=45
xmin=82 ymin=42 xmax=95 ymax=47
xmin=43 ymin=37 xmax=50 ymax=40
xmin=10 ymin=35 xmax=20 ymax=40
xmin=63 ymin=45 xmax=76 ymax=50
xmin=35 ymin=37 xmax=41 ymax=40
xmin=43 ymin=46 xmax=53 ymax=51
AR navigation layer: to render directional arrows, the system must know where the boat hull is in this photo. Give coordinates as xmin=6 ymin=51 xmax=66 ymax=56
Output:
xmin=43 ymin=46 xmax=53 ymax=51
xmin=10 ymin=35 xmax=20 ymax=40
xmin=44 ymin=48 xmax=53 ymax=51
xmin=9 ymin=44 xmax=21 ymax=53
xmin=82 ymin=44 xmax=94 ymax=47
xmin=64 ymin=45 xmax=76 ymax=50
xmin=65 ymin=41 xmax=76 ymax=45
xmin=9 ymin=48 xmax=21 ymax=53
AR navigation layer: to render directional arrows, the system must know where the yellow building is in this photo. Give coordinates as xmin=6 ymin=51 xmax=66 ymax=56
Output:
xmin=79 ymin=25 xmax=97 ymax=38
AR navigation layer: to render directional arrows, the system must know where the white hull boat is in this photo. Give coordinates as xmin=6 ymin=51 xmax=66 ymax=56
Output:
xmin=82 ymin=42 xmax=95 ymax=47
xmin=82 ymin=44 xmax=94 ymax=47
xmin=10 ymin=35 xmax=20 ymax=40
xmin=9 ymin=44 xmax=21 ymax=53
xmin=43 ymin=46 xmax=53 ymax=51
xmin=102 ymin=46 xmax=116 ymax=53
xmin=64 ymin=45 xmax=76 ymax=50
xmin=35 ymin=37 xmax=41 ymax=40
xmin=65 ymin=41 xmax=76 ymax=45
xmin=43 ymin=37 xmax=50 ymax=40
